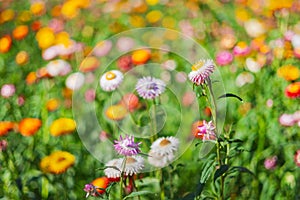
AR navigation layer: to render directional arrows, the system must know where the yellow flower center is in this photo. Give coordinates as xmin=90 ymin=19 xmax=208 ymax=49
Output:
xmin=289 ymin=84 xmax=300 ymax=93
xmin=159 ymin=139 xmax=171 ymax=146
xmin=106 ymin=71 xmax=116 ymax=80
xmin=191 ymin=61 xmax=204 ymax=71
xmin=126 ymin=157 xmax=137 ymax=164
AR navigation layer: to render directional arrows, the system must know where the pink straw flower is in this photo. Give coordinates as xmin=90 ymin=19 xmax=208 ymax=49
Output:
xmin=216 ymin=51 xmax=233 ymax=66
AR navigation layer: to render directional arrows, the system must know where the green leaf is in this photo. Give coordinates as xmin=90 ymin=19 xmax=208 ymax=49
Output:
xmin=214 ymin=165 xmax=229 ymax=182
xmin=123 ymin=191 xmax=153 ymax=199
xmin=218 ymin=93 xmax=243 ymax=102
xmin=229 ymin=166 xmax=255 ymax=177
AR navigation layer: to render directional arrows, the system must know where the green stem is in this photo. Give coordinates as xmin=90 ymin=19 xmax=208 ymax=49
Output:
xmin=216 ymin=141 xmax=224 ymax=200
xmin=151 ymin=99 xmax=158 ymax=143
xmin=160 ymin=169 xmax=165 ymax=200
xmin=168 ymin=166 xmax=174 ymax=199
xmin=120 ymin=157 xmax=127 ymax=200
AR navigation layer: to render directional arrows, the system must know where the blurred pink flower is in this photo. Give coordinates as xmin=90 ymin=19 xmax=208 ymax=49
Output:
xmin=48 ymin=19 xmax=64 ymax=33
xmin=17 ymin=95 xmax=25 ymax=106
xmin=179 ymin=20 xmax=194 ymax=37
xmin=216 ymin=51 xmax=233 ymax=66
xmin=116 ymin=37 xmax=134 ymax=52
xmin=266 ymin=99 xmax=273 ymax=108
xmin=182 ymin=91 xmax=195 ymax=107
xmin=264 ymin=156 xmax=277 ymax=170
xmin=117 ymin=55 xmax=133 ymax=72
xmin=0 ymin=140 xmax=8 ymax=151
xmin=1 ymin=84 xmax=15 ymax=98
xmin=279 ymin=114 xmax=295 ymax=126
xmin=85 ymin=89 xmax=96 ymax=102
xmin=284 ymin=30 xmax=294 ymax=41
xmin=93 ymin=40 xmax=112 ymax=57
xmin=233 ymin=42 xmax=251 ymax=56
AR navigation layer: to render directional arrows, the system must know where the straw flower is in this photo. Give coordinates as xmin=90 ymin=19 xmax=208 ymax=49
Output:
xmin=114 ymin=135 xmax=141 ymax=156
xmin=100 ymin=70 xmax=123 ymax=92
xmin=135 ymin=76 xmax=166 ymax=99
xmin=50 ymin=118 xmax=76 ymax=136
xmin=18 ymin=118 xmax=42 ymax=136
xmin=188 ymin=59 xmax=215 ymax=85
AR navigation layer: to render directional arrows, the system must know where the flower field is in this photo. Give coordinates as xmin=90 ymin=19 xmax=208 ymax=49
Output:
xmin=0 ymin=0 xmax=300 ymax=199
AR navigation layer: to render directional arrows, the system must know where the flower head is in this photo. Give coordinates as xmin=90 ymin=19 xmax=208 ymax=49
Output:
xmin=285 ymin=82 xmax=300 ymax=98
xmin=104 ymin=158 xmax=122 ymax=178
xmin=100 ymin=70 xmax=123 ymax=92
xmin=188 ymin=59 xmax=215 ymax=85
xmin=114 ymin=135 xmax=141 ymax=156
xmin=1 ymin=84 xmax=15 ymax=98
xmin=136 ymin=76 xmax=166 ymax=99
xmin=264 ymin=156 xmax=277 ymax=170
xmin=194 ymin=120 xmax=216 ymax=141
xmin=216 ymin=51 xmax=233 ymax=66
xmin=40 ymin=151 xmax=75 ymax=174
xmin=148 ymin=136 xmax=179 ymax=168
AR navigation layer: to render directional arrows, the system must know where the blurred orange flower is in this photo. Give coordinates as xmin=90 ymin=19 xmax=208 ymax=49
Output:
xmin=0 ymin=122 xmax=15 ymax=136
xmin=285 ymin=82 xmax=300 ymax=98
xmin=50 ymin=118 xmax=76 ymax=136
xmin=106 ymin=104 xmax=128 ymax=120
xmin=80 ymin=56 xmax=100 ymax=72
xmin=31 ymin=21 xmax=42 ymax=31
xmin=16 ymin=51 xmax=29 ymax=65
xmin=18 ymin=118 xmax=42 ymax=136
xmin=0 ymin=35 xmax=12 ymax=53
xmin=131 ymin=49 xmax=151 ymax=65
xmin=40 ymin=151 xmax=75 ymax=174
xmin=46 ymin=98 xmax=60 ymax=112
xmin=277 ymin=65 xmax=300 ymax=81
xmin=13 ymin=25 xmax=29 ymax=40
xmin=26 ymin=72 xmax=38 ymax=85
xmin=91 ymin=177 xmax=109 ymax=195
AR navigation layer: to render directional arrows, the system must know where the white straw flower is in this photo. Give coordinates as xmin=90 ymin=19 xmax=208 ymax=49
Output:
xmin=188 ymin=59 xmax=215 ymax=85
xmin=100 ymin=70 xmax=123 ymax=92
xmin=65 ymin=72 xmax=85 ymax=90
xmin=150 ymin=136 xmax=179 ymax=156
xmin=135 ymin=76 xmax=166 ymax=99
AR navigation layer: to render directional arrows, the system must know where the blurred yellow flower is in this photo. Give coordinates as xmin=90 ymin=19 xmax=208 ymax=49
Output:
xmin=266 ymin=0 xmax=293 ymax=11
xmin=130 ymin=15 xmax=145 ymax=27
xmin=1 ymin=9 xmax=15 ymax=23
xmin=50 ymin=118 xmax=76 ymax=136
xmin=18 ymin=11 xmax=32 ymax=22
xmin=46 ymin=98 xmax=60 ymax=112
xmin=146 ymin=0 xmax=159 ymax=6
xmin=146 ymin=10 xmax=163 ymax=23
xmin=106 ymin=104 xmax=127 ymax=121
xmin=55 ymin=31 xmax=71 ymax=47
xmin=162 ymin=16 xmax=176 ymax=29
xmin=277 ymin=65 xmax=300 ymax=81
xmin=235 ymin=7 xmax=250 ymax=22
xmin=30 ymin=1 xmax=46 ymax=16
xmin=61 ymin=1 xmax=79 ymax=19
xmin=36 ymin=27 xmax=55 ymax=49
xmin=16 ymin=51 xmax=29 ymax=65
xmin=40 ymin=151 xmax=75 ymax=174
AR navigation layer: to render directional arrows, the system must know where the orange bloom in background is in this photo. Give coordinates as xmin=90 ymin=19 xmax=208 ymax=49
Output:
xmin=277 ymin=65 xmax=300 ymax=81
xmin=79 ymin=56 xmax=100 ymax=72
xmin=40 ymin=151 xmax=75 ymax=174
xmin=146 ymin=10 xmax=163 ymax=24
xmin=0 ymin=122 xmax=15 ymax=136
xmin=36 ymin=67 xmax=50 ymax=78
xmin=1 ymin=9 xmax=15 ymax=23
xmin=18 ymin=118 xmax=42 ymax=136
xmin=106 ymin=104 xmax=128 ymax=121
xmin=0 ymin=35 xmax=12 ymax=53
xmin=131 ymin=49 xmax=151 ymax=65
xmin=26 ymin=72 xmax=38 ymax=85
xmin=191 ymin=120 xmax=203 ymax=137
xmin=31 ymin=21 xmax=42 ymax=31
xmin=51 ymin=5 xmax=62 ymax=17
xmin=36 ymin=27 xmax=55 ymax=49
xmin=91 ymin=177 xmax=109 ymax=195
xmin=30 ymin=1 xmax=46 ymax=16
xmin=50 ymin=118 xmax=76 ymax=136
xmin=13 ymin=25 xmax=29 ymax=40
xmin=120 ymin=93 xmax=139 ymax=112
xmin=16 ymin=51 xmax=29 ymax=65
xmin=285 ymin=82 xmax=300 ymax=98
xmin=46 ymin=98 xmax=60 ymax=112
xmin=61 ymin=1 xmax=79 ymax=19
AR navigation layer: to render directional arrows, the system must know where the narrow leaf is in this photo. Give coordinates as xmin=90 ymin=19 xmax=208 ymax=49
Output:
xmin=123 ymin=191 xmax=153 ymax=199
xmin=230 ymin=166 xmax=255 ymax=176
xmin=218 ymin=93 xmax=243 ymax=102
xmin=214 ymin=165 xmax=229 ymax=182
